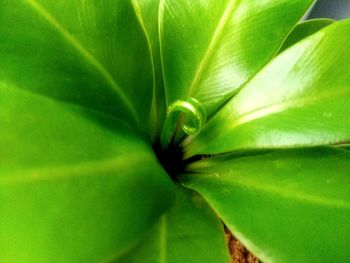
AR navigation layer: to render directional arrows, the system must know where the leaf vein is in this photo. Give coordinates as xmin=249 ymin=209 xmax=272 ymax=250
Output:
xmin=188 ymin=0 xmax=237 ymax=96
xmin=216 ymin=176 xmax=350 ymax=209
xmin=23 ymin=0 xmax=139 ymax=123
xmin=0 ymin=153 xmax=150 ymax=186
xmin=229 ymin=89 xmax=350 ymax=130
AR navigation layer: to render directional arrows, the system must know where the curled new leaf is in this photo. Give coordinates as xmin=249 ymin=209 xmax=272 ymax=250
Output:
xmin=161 ymin=97 xmax=207 ymax=148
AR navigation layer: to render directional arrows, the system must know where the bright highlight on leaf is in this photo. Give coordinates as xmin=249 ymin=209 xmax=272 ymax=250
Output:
xmin=159 ymin=0 xmax=315 ymax=115
xmin=1 ymin=0 xmax=349 ymax=262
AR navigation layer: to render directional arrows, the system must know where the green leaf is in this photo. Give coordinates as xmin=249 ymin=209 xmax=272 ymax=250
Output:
xmin=132 ymin=0 xmax=166 ymax=142
xmin=186 ymin=20 xmax=350 ymax=157
xmin=118 ymin=185 xmax=230 ymax=263
xmin=181 ymin=148 xmax=350 ymax=263
xmin=279 ymin=18 xmax=334 ymax=53
xmin=0 ymin=84 xmax=175 ymax=262
xmin=334 ymin=144 xmax=350 ymax=151
xmin=159 ymin=0 xmax=314 ymax=115
xmin=0 ymin=0 xmax=153 ymax=132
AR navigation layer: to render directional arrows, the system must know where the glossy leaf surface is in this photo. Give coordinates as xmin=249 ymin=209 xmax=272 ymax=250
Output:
xmin=0 ymin=85 xmax=175 ymax=262
xmin=186 ymin=20 xmax=350 ymax=156
xmin=118 ymin=186 xmax=230 ymax=263
xmin=181 ymin=148 xmax=350 ymax=263
xmin=0 ymin=0 xmax=153 ymax=131
xmin=279 ymin=18 xmax=334 ymax=53
xmin=159 ymin=0 xmax=314 ymax=114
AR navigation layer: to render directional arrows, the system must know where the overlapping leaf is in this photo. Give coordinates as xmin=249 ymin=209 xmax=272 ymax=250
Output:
xmin=1 ymin=1 xmax=350 ymax=262
xmin=279 ymin=18 xmax=334 ymax=53
xmin=118 ymin=186 xmax=230 ymax=263
xmin=0 ymin=85 xmax=175 ymax=262
xmin=159 ymin=0 xmax=314 ymax=115
xmin=186 ymin=20 xmax=350 ymax=156
xmin=181 ymin=148 xmax=350 ymax=263
xmin=132 ymin=0 xmax=166 ymax=141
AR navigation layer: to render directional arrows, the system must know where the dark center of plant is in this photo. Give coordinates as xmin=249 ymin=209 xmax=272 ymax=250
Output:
xmin=153 ymin=140 xmax=202 ymax=181
xmin=153 ymin=142 xmax=186 ymax=181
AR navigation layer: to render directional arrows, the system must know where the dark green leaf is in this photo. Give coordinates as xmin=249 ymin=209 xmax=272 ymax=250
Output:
xmin=181 ymin=148 xmax=350 ymax=263
xmin=118 ymin=185 xmax=230 ymax=263
xmin=0 ymin=85 xmax=175 ymax=262
xmin=159 ymin=0 xmax=314 ymax=115
xmin=186 ymin=20 xmax=350 ymax=157
xmin=334 ymin=144 xmax=350 ymax=151
xmin=279 ymin=18 xmax=334 ymax=53
xmin=0 ymin=0 xmax=153 ymax=131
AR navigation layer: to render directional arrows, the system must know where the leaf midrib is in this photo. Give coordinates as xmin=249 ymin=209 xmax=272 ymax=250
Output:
xmin=0 ymin=152 xmax=151 ymax=186
xmin=228 ymin=88 xmax=350 ymax=130
xmin=0 ymin=81 xmax=131 ymax=134
xmin=187 ymin=0 xmax=238 ymax=97
xmin=225 ymin=175 xmax=350 ymax=208
xmin=187 ymin=174 xmax=350 ymax=209
xmin=23 ymin=0 xmax=139 ymax=123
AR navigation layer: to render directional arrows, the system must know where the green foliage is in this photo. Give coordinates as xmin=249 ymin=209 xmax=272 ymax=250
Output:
xmin=182 ymin=147 xmax=350 ymax=263
xmin=119 ymin=186 xmax=230 ymax=263
xmin=278 ymin=18 xmax=334 ymax=53
xmin=0 ymin=0 xmax=349 ymax=262
xmin=186 ymin=19 xmax=350 ymax=156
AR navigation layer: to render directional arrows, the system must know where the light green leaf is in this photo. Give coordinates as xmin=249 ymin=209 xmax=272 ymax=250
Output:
xmin=186 ymin=20 xmax=350 ymax=157
xmin=159 ymin=0 xmax=314 ymax=115
xmin=0 ymin=0 xmax=153 ymax=132
xmin=132 ymin=0 xmax=166 ymax=142
xmin=118 ymin=185 xmax=230 ymax=263
xmin=279 ymin=18 xmax=334 ymax=53
xmin=181 ymin=148 xmax=350 ymax=263
xmin=0 ymin=84 xmax=175 ymax=262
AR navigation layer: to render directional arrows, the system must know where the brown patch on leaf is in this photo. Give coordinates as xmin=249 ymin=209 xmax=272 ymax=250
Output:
xmin=225 ymin=227 xmax=260 ymax=263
